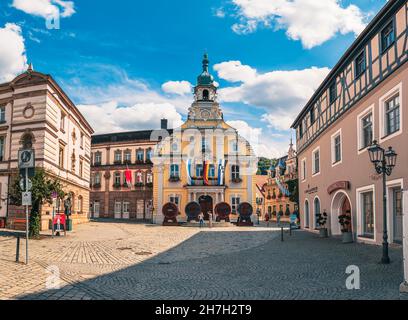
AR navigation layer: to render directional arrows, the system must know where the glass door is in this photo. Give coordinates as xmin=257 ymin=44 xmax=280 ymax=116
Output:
xmin=393 ymin=187 xmax=403 ymax=244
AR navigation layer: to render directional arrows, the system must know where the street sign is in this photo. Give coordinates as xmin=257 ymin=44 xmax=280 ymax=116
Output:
xmin=18 ymin=149 xmax=35 ymax=169
xmin=22 ymin=192 xmax=32 ymax=206
xmin=19 ymin=178 xmax=32 ymax=191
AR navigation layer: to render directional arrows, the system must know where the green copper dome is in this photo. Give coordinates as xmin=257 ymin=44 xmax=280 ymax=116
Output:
xmin=197 ymin=53 xmax=214 ymax=85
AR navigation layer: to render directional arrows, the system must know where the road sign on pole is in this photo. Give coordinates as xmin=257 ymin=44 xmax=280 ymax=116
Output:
xmin=18 ymin=149 xmax=34 ymax=265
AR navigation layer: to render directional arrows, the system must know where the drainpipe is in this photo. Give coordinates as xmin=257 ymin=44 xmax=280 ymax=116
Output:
xmin=401 ymin=189 xmax=408 ymax=293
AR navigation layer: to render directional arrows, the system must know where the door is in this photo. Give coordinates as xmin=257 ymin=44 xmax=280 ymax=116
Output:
xmin=393 ymin=187 xmax=403 ymax=244
xmin=145 ymin=200 xmax=153 ymax=220
xmin=114 ymin=201 xmax=122 ymax=219
xmin=305 ymin=201 xmax=309 ymax=228
xmin=122 ymin=202 xmax=130 ymax=219
xmin=93 ymin=201 xmax=100 ymax=218
xmin=136 ymin=200 xmax=145 ymax=220
xmin=199 ymin=195 xmax=213 ymax=220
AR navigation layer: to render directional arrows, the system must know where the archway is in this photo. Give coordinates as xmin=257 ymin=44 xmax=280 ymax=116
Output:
xmin=198 ymin=195 xmax=213 ymax=220
xmin=330 ymin=191 xmax=352 ymax=236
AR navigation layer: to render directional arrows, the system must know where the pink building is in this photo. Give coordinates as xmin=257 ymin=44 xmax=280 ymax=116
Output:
xmin=292 ymin=0 xmax=407 ymax=246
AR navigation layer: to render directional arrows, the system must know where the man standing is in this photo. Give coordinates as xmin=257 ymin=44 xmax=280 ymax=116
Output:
xmin=198 ymin=212 xmax=204 ymax=228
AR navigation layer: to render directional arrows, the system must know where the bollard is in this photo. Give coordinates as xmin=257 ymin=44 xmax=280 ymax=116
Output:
xmin=281 ymin=227 xmax=284 ymax=242
xmin=16 ymin=235 xmax=20 ymax=263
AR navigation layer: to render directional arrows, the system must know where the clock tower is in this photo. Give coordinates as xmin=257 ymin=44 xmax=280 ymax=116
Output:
xmin=187 ymin=54 xmax=223 ymax=122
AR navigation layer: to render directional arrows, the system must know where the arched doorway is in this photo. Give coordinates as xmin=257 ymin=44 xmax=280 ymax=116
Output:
xmin=199 ymin=195 xmax=213 ymax=220
xmin=330 ymin=191 xmax=352 ymax=236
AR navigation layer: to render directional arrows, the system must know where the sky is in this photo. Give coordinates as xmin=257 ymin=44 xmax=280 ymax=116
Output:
xmin=0 ymin=0 xmax=387 ymax=158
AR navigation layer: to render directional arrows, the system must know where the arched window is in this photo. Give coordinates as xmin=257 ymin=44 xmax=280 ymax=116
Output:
xmin=314 ymin=197 xmax=321 ymax=228
xmin=203 ymin=89 xmax=209 ymax=100
xmin=305 ymin=200 xmax=310 ymax=228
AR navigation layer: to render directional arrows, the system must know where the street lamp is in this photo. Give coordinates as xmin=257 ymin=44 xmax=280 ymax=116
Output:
xmin=368 ymin=140 xmax=398 ymax=264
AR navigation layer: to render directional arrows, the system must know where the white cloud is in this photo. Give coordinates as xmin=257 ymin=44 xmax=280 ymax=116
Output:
xmin=0 ymin=23 xmax=27 ymax=83
xmin=12 ymin=0 xmax=75 ymax=19
xmin=214 ymin=60 xmax=330 ymax=130
xmin=78 ymin=101 xmax=183 ymax=134
xmin=227 ymin=120 xmax=291 ymax=158
xmin=229 ymin=0 xmax=367 ymax=48
xmin=162 ymin=80 xmax=192 ymax=96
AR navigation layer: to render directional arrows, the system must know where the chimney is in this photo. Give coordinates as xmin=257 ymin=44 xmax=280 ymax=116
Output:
xmin=161 ymin=118 xmax=168 ymax=130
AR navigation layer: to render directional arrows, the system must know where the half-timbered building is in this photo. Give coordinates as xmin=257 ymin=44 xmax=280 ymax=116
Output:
xmin=292 ymin=0 xmax=408 ymax=245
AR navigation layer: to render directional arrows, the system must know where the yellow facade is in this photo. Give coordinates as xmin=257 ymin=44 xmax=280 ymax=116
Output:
xmin=152 ymin=55 xmax=257 ymax=223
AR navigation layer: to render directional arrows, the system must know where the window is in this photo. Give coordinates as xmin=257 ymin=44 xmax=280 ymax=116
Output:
xmin=360 ymin=112 xmax=373 ymax=149
xmin=355 ymin=50 xmax=366 ymax=78
xmin=312 ymin=148 xmax=320 ymax=175
xmin=361 ymin=191 xmax=374 ymax=239
xmin=71 ymin=153 xmax=76 ymax=172
xmin=114 ymin=172 xmax=121 ymax=185
xmin=124 ymin=150 xmax=131 ymax=163
xmin=231 ymin=165 xmax=240 ymax=180
xmin=329 ymin=82 xmax=337 ymax=104
xmin=136 ymin=149 xmax=144 ymax=162
xmin=79 ymin=160 xmax=83 ymax=178
xmin=94 ymin=172 xmax=101 ymax=185
xmin=146 ymin=172 xmax=153 ymax=184
xmin=299 ymin=122 xmax=304 ymax=139
xmin=208 ymin=164 xmax=215 ymax=177
xmin=146 ymin=148 xmax=152 ymax=161
xmin=231 ymin=140 xmax=238 ymax=152
xmin=231 ymin=196 xmax=240 ymax=214
xmin=331 ymin=131 xmax=342 ymax=164
xmin=381 ymin=20 xmax=395 ymax=53
xmin=60 ymin=113 xmax=66 ymax=131
xmin=170 ymin=164 xmax=180 ymax=178
xmin=135 ymin=171 xmax=143 ymax=184
xmin=94 ymin=152 xmax=101 ymax=165
xmin=310 ymin=107 xmax=316 ymax=124
xmin=77 ymin=196 xmax=83 ymax=214
xmin=59 ymin=145 xmax=64 ymax=168
xmin=0 ymin=106 xmax=5 ymax=123
xmin=203 ymin=89 xmax=209 ymax=100
xmin=201 ymin=137 xmax=208 ymax=152
xmin=123 ymin=202 xmax=130 ymax=215
xmin=301 ymin=159 xmax=306 ymax=181
xmin=114 ymin=151 xmax=122 ymax=164
xmin=0 ymin=137 xmax=4 ymax=162
xmin=170 ymin=195 xmax=180 ymax=207
xmin=196 ymin=164 xmax=203 ymax=177
xmin=385 ymin=95 xmax=400 ymax=136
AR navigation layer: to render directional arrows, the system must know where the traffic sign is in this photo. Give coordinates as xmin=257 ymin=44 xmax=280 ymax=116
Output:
xmin=22 ymin=192 xmax=32 ymax=206
xmin=18 ymin=149 xmax=35 ymax=169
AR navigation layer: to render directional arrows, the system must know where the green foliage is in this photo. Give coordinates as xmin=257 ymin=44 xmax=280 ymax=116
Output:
xmin=257 ymin=157 xmax=274 ymax=175
xmin=316 ymin=211 xmax=328 ymax=228
xmin=9 ymin=168 xmax=66 ymax=238
xmin=287 ymin=179 xmax=299 ymax=204
xmin=338 ymin=214 xmax=352 ymax=233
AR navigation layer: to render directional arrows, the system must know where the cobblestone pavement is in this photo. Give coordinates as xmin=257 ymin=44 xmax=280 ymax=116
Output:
xmin=0 ymin=221 xmax=406 ymax=300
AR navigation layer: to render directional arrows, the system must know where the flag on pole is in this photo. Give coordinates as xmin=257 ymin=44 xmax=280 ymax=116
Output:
xmin=217 ymin=159 xmax=226 ymax=186
xmin=186 ymin=159 xmax=193 ymax=186
xmin=203 ymin=161 xmax=210 ymax=186
xmin=125 ymin=167 xmax=132 ymax=187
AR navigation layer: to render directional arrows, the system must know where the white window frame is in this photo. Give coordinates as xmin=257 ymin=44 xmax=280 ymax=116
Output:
xmin=357 ymin=104 xmax=375 ymax=154
xmin=0 ymin=136 xmax=5 ymax=162
xmin=312 ymin=146 xmax=320 ymax=177
xmin=356 ymin=184 xmax=376 ymax=243
xmin=0 ymin=106 xmax=5 ymax=123
xmin=379 ymin=82 xmax=403 ymax=144
xmin=301 ymin=158 xmax=307 ymax=182
xmin=331 ymin=128 xmax=342 ymax=167
xmin=231 ymin=195 xmax=241 ymax=214
xmin=114 ymin=201 xmax=122 ymax=216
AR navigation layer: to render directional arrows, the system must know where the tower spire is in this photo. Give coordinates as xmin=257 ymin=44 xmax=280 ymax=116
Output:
xmin=202 ymin=53 xmax=209 ymax=73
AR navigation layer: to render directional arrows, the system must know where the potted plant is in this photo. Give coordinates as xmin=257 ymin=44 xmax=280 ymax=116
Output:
xmin=338 ymin=214 xmax=353 ymax=243
xmin=316 ymin=210 xmax=328 ymax=238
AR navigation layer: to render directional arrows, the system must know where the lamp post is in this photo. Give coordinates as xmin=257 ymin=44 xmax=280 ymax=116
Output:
xmin=368 ymin=140 xmax=398 ymax=264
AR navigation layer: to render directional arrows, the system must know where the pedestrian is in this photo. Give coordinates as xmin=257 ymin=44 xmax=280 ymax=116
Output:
xmin=265 ymin=212 xmax=270 ymax=228
xmin=277 ymin=211 xmax=281 ymax=226
xmin=198 ymin=212 xmax=204 ymax=228
xmin=209 ymin=212 xmax=213 ymax=228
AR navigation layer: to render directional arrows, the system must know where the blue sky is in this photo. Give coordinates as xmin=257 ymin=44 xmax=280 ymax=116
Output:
xmin=0 ymin=0 xmax=386 ymax=157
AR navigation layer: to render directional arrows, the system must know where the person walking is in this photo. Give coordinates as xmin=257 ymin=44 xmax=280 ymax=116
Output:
xmin=199 ymin=212 xmax=204 ymax=228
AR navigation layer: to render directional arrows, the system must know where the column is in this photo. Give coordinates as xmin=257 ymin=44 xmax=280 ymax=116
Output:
xmin=401 ymin=189 xmax=408 ymax=293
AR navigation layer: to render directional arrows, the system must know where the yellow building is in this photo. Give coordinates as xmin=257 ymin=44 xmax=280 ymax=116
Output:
xmin=152 ymin=54 xmax=258 ymax=223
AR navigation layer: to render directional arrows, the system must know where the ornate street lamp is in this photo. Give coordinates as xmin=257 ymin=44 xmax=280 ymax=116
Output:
xmin=368 ymin=140 xmax=398 ymax=264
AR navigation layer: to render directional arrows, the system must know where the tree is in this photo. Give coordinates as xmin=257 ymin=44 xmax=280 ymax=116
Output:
xmin=9 ymin=168 xmax=66 ymax=238
xmin=287 ymin=179 xmax=299 ymax=205
xmin=257 ymin=157 xmax=273 ymax=175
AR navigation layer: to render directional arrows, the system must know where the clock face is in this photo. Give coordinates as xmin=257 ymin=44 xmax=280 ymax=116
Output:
xmin=201 ymin=110 xmax=211 ymax=120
